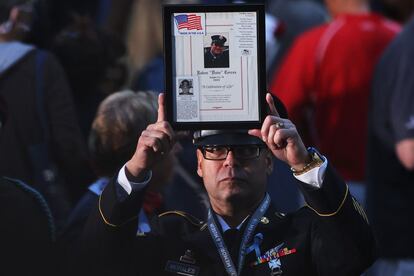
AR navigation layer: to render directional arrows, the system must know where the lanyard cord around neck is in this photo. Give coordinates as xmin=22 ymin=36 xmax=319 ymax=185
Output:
xmin=207 ymin=193 xmax=271 ymax=276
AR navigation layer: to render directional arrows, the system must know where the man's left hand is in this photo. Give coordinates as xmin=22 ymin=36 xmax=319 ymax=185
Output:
xmin=248 ymin=93 xmax=311 ymax=170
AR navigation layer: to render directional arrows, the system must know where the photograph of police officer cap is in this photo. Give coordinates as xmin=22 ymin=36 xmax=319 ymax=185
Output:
xmin=81 ymin=93 xmax=376 ymax=275
xmin=204 ymin=34 xmax=229 ymax=68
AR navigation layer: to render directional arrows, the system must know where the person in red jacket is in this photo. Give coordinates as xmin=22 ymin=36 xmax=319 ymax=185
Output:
xmin=269 ymin=0 xmax=400 ymax=205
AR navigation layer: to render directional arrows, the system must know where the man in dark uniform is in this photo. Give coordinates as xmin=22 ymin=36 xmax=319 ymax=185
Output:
xmin=204 ymin=35 xmax=229 ymax=68
xmin=81 ymin=93 xmax=376 ymax=275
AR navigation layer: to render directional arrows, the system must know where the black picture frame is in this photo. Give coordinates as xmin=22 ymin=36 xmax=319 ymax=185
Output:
xmin=163 ymin=4 xmax=266 ymax=130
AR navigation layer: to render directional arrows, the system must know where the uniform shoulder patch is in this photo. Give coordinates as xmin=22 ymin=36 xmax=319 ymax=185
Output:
xmin=158 ymin=211 xmax=205 ymax=228
xmin=352 ymin=197 xmax=369 ymax=224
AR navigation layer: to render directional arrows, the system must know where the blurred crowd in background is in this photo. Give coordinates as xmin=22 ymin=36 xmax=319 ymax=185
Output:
xmin=0 ymin=0 xmax=413 ymax=275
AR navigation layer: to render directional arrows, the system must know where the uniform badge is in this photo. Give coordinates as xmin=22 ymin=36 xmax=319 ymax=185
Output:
xmin=180 ymin=249 xmax=196 ymax=264
xmin=261 ymin=216 xmax=270 ymax=224
xmin=165 ymin=249 xmax=199 ymax=275
xmin=250 ymin=242 xmax=297 ymax=275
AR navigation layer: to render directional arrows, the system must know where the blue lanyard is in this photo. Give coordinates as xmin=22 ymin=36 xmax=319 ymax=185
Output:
xmin=207 ymin=193 xmax=271 ymax=276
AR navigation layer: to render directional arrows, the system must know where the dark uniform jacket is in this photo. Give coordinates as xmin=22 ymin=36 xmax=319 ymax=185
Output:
xmin=204 ymin=48 xmax=230 ymax=68
xmin=0 ymin=48 xmax=92 ymax=202
xmin=80 ymin=165 xmax=376 ymax=276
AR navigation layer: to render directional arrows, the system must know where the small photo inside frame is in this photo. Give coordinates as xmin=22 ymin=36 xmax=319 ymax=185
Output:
xmin=163 ymin=4 xmax=267 ymax=130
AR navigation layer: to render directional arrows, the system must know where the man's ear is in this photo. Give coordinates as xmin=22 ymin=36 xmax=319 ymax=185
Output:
xmin=196 ymin=149 xmax=204 ymax=177
xmin=0 ymin=7 xmax=19 ymax=33
xmin=265 ymin=150 xmax=274 ymax=175
xmin=9 ymin=6 xmax=20 ymax=24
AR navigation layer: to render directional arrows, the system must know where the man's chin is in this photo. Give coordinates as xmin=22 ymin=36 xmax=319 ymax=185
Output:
xmin=221 ymin=187 xmax=249 ymax=202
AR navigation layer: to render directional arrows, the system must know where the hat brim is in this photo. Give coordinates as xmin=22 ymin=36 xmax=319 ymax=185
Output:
xmin=193 ymin=130 xmax=265 ymax=147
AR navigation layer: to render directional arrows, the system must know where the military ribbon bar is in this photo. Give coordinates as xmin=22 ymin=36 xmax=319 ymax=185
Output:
xmin=250 ymin=247 xmax=297 ymax=267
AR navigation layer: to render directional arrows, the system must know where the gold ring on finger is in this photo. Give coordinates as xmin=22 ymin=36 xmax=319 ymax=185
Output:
xmin=275 ymin=122 xmax=285 ymax=129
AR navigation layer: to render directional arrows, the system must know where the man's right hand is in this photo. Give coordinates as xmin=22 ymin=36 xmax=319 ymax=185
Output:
xmin=126 ymin=93 xmax=175 ymax=181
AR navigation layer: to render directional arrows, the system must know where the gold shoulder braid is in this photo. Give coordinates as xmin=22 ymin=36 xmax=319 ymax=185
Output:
xmin=98 ymin=192 xmax=138 ymax=228
xmin=305 ymin=184 xmax=349 ymax=217
xmin=159 ymin=211 xmax=205 ymax=228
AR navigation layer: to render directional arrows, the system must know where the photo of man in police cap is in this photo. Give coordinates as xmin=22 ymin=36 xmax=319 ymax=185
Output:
xmin=204 ymin=34 xmax=229 ymax=68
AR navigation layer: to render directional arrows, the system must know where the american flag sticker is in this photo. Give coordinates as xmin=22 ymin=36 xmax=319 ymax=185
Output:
xmin=174 ymin=13 xmax=205 ymax=35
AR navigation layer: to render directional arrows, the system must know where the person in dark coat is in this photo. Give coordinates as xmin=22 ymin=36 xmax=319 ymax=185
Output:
xmin=366 ymin=15 xmax=414 ymax=275
xmin=0 ymin=95 xmax=55 ymax=275
xmin=80 ymin=93 xmax=376 ymax=275
xmin=0 ymin=0 xmax=93 ymax=228
xmin=61 ymin=91 xmax=177 ymax=244
xmin=204 ymin=35 xmax=230 ymax=68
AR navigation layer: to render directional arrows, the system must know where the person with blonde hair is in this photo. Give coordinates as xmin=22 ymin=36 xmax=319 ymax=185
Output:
xmin=63 ymin=90 xmax=174 ymax=243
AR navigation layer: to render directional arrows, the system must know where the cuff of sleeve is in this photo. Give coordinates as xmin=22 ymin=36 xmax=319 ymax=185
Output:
xmin=299 ymin=164 xmax=349 ymax=216
xmin=294 ymin=156 xmax=328 ymax=188
xmin=117 ymin=164 xmax=152 ymax=195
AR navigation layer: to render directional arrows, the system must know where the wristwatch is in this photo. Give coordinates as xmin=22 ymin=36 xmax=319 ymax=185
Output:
xmin=290 ymin=147 xmax=324 ymax=176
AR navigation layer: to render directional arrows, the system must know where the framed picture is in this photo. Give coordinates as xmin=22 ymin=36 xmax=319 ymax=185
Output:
xmin=163 ymin=4 xmax=266 ymax=130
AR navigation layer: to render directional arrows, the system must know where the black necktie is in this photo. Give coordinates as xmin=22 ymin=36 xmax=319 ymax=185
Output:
xmin=223 ymin=228 xmax=240 ymax=266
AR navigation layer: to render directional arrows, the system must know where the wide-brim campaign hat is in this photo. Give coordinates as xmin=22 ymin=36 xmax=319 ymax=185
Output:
xmin=193 ymin=130 xmax=265 ymax=147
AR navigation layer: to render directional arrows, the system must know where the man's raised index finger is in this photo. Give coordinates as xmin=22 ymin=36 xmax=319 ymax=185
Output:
xmin=266 ymin=93 xmax=280 ymax=117
xmin=157 ymin=93 xmax=166 ymax=122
